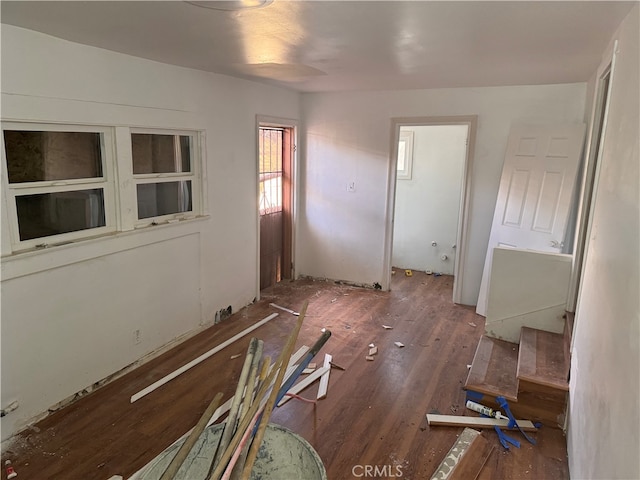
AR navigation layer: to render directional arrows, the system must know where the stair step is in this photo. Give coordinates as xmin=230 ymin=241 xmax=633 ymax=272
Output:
xmin=517 ymin=327 xmax=569 ymax=391
xmin=464 ymin=335 xmax=519 ymax=402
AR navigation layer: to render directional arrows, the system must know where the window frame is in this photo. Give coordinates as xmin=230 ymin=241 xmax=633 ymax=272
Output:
xmin=1 ymin=122 xmax=118 ymax=252
xmin=129 ymin=128 xmax=202 ymax=227
xmin=1 ymin=123 xmax=206 ymax=256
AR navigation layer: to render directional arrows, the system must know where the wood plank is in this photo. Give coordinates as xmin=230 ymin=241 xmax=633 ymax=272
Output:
xmin=316 ymin=354 xmax=332 ymax=400
xmin=450 ymin=431 xmax=494 ymax=480
xmin=465 ymin=335 xmax=519 ymax=401
xmin=426 ymin=414 xmax=538 ymax=431
xmin=430 ymin=427 xmax=494 ymax=480
xmin=131 ymin=313 xmax=279 ymax=403
xmin=277 ymin=366 xmax=329 ymax=406
xmin=517 ymin=327 xmax=569 ymax=391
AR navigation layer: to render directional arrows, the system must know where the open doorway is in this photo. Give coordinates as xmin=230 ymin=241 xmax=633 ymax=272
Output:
xmin=383 ymin=116 xmax=477 ymax=303
xmin=257 ymin=117 xmax=296 ymax=293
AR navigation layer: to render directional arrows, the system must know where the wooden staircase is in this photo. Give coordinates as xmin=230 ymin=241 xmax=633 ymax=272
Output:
xmin=464 ymin=320 xmax=571 ymax=428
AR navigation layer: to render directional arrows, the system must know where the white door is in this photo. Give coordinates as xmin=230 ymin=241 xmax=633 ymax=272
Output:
xmin=476 ymin=123 xmax=586 ymax=316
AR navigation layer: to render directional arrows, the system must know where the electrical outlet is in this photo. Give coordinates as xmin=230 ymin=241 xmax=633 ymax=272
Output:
xmin=347 ymin=181 xmax=356 ymax=193
xmin=133 ymin=329 xmax=142 ymax=345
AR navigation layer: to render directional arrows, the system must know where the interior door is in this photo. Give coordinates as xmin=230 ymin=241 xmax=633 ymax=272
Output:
xmin=476 ymin=123 xmax=586 ymax=316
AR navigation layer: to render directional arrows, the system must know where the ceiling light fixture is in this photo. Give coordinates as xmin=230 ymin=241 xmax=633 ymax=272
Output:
xmin=185 ymin=0 xmax=274 ymax=11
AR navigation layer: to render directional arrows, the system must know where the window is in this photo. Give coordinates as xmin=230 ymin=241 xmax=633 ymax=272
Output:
xmin=397 ymin=130 xmax=414 ymax=180
xmin=2 ymin=125 xmax=115 ymax=249
xmin=1 ymin=123 xmax=204 ymax=253
xmin=131 ymin=132 xmax=197 ymax=223
xmin=258 ymin=127 xmax=283 ymax=215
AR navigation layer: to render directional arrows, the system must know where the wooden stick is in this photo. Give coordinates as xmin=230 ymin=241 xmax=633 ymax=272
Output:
xmin=239 ymin=302 xmax=308 ymax=480
xmin=212 ymin=338 xmax=259 ymax=469
xmin=277 ymin=366 xmax=329 ymax=406
xmin=316 ymin=353 xmax=332 ymax=400
xmin=131 ymin=313 xmax=279 ymax=403
xmin=127 ymin=347 xmax=308 ymax=480
xmin=207 ymin=304 xmax=306 ymax=480
xmin=426 ymin=414 xmax=538 ymax=431
xmin=229 ymin=340 xmax=264 ymax=480
xmin=158 ymin=391 xmax=223 ymax=480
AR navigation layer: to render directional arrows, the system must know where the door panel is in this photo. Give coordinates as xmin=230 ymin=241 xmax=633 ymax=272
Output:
xmin=476 ymin=123 xmax=585 ymax=316
xmin=260 ymin=211 xmax=283 ymax=290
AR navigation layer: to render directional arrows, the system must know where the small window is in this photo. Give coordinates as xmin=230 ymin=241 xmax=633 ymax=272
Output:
xmin=2 ymin=125 xmax=115 ymax=249
xmin=131 ymin=131 xmax=198 ymax=223
xmin=397 ymin=130 xmax=414 ymax=180
xmin=258 ymin=127 xmax=283 ymax=215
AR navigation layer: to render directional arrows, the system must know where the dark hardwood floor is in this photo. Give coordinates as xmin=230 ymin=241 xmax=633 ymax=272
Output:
xmin=1 ymin=271 xmax=569 ymax=479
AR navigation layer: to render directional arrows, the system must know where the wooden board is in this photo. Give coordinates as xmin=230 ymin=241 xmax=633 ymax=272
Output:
xmin=464 ymin=335 xmax=519 ymax=401
xmin=517 ymin=327 xmax=569 ymax=391
xmin=426 ymin=414 xmax=538 ymax=432
xmin=430 ymin=428 xmax=494 ymax=480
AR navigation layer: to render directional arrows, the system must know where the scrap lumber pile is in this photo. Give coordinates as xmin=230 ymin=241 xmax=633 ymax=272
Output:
xmin=128 ymin=301 xmax=333 ymax=480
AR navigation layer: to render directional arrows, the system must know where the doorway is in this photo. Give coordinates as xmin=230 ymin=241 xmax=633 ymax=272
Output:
xmin=257 ymin=118 xmax=296 ymax=293
xmin=393 ymin=124 xmax=468 ymax=274
xmin=383 ymin=116 xmax=477 ymax=303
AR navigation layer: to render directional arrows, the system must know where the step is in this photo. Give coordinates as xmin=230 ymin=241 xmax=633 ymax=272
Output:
xmin=517 ymin=327 xmax=569 ymax=391
xmin=464 ymin=335 xmax=519 ymax=402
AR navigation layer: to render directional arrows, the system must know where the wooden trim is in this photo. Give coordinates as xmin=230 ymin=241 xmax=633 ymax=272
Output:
xmin=282 ymin=127 xmax=293 ymax=280
xmin=277 ymin=366 xmax=330 ymax=406
xmin=317 ymin=354 xmax=332 ymax=400
xmin=426 ymin=414 xmax=538 ymax=431
xmin=130 ymin=313 xmax=279 ymax=403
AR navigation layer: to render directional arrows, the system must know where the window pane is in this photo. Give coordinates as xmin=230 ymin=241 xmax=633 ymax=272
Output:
xmin=15 ymin=189 xmax=105 ymax=241
xmin=136 ymin=181 xmax=192 ymax=219
xmin=4 ymin=131 xmax=103 ymax=183
xmin=131 ymin=134 xmax=191 ymax=174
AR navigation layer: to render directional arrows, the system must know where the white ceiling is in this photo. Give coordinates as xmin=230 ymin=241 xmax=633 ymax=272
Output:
xmin=1 ymin=1 xmax=635 ymax=93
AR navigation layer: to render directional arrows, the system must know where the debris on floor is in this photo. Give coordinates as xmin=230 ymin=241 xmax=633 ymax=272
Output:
xmin=302 ymin=363 xmax=317 ymax=374
xmin=429 ymin=427 xmax=494 ymax=480
xmin=394 ymin=342 xmax=405 ymax=348
xmin=230 ymin=353 xmax=242 ymax=360
xmin=368 ymin=345 xmax=378 ymax=356
xmin=382 ymin=325 xmax=393 ymax=330
xmin=5 ymin=460 xmax=17 ymax=479
xmin=405 ymin=269 xmax=413 ymax=277
xmin=329 ymin=361 xmax=345 ymax=371
xmin=269 ymin=303 xmax=300 ymax=316
xmin=468 ymin=322 xmax=477 ymax=328
xmin=366 ymin=355 xmax=375 ymax=361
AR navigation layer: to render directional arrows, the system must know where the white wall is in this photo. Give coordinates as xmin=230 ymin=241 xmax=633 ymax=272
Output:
xmin=299 ymin=83 xmax=586 ymax=303
xmin=392 ymin=125 xmax=467 ymax=274
xmin=0 ymin=26 xmax=300 ymax=440
xmin=568 ymin=6 xmax=640 ymax=479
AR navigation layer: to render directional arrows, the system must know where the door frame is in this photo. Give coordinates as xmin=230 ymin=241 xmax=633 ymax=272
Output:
xmin=382 ymin=115 xmax=477 ymax=304
xmin=567 ymin=41 xmax=618 ymax=314
xmin=255 ymin=115 xmax=298 ymax=300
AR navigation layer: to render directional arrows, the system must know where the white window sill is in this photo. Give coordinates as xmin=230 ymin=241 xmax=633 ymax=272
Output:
xmin=1 ymin=215 xmax=210 ymax=281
